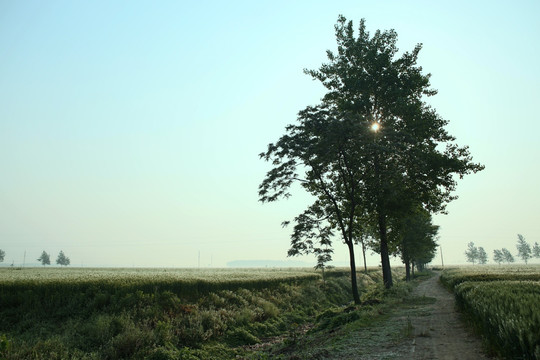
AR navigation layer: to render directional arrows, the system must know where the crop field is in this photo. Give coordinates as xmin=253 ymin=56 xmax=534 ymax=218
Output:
xmin=0 ymin=267 xmax=321 ymax=300
xmin=0 ymin=267 xmax=321 ymax=283
xmin=440 ymin=265 xmax=540 ymax=359
xmin=1 ymin=266 xmax=387 ymax=359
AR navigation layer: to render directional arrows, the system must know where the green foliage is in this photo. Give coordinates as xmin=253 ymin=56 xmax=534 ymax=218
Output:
xmin=464 ymin=242 xmax=479 ymax=264
xmin=464 ymin=243 xmax=487 ymax=265
xmin=477 ymin=247 xmax=488 ymax=264
xmin=225 ymin=328 xmax=260 ymax=347
xmin=36 ymin=251 xmax=50 ymax=266
xmin=315 ymin=307 xmax=362 ymax=330
xmin=56 ymin=250 xmax=70 ymax=266
xmin=502 ymin=248 xmax=515 ymax=263
xmin=259 ymin=15 xmax=483 ymax=297
xmin=533 ymin=242 xmax=540 ymax=258
xmin=392 ymin=207 xmax=438 ymax=278
xmin=493 ymin=249 xmax=504 ymax=264
xmin=0 ymin=267 xmax=355 ymax=359
xmin=516 ymin=234 xmax=532 ymax=264
xmin=0 ymin=334 xmax=11 ymax=359
xmin=493 ymin=248 xmax=514 ymax=264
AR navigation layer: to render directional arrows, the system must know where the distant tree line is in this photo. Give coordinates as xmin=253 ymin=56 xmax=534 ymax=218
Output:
xmin=465 ymin=234 xmax=540 ymax=265
xmin=37 ymin=250 xmax=71 ymax=266
xmin=0 ymin=249 xmax=70 ymax=266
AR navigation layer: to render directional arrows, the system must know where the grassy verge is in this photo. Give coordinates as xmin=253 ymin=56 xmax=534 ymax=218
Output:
xmin=0 ymin=267 xmax=349 ymax=359
xmin=0 ymin=267 xmax=429 ymax=359
xmin=248 ymin=270 xmax=435 ymax=360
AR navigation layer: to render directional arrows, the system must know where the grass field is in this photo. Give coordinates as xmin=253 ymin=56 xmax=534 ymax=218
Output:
xmin=0 ymin=266 xmax=364 ymax=359
xmin=0 ymin=267 xmax=321 ymax=283
xmin=440 ymin=265 xmax=540 ymax=359
xmin=0 ymin=267 xmax=321 ymax=302
xmin=4 ymin=266 xmax=538 ymax=359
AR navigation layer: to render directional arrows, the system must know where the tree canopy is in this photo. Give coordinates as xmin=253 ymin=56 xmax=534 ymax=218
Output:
xmin=533 ymin=242 xmax=540 ymax=258
xmin=37 ymin=251 xmax=51 ymax=266
xmin=516 ymin=234 xmax=532 ymax=264
xmin=259 ymin=16 xmax=484 ymax=299
xmin=502 ymin=248 xmax=515 ymax=263
xmin=392 ymin=207 xmax=438 ymax=280
xmin=493 ymin=249 xmax=504 ymax=264
xmin=56 ymin=250 xmax=71 ymax=266
xmin=465 ymin=242 xmax=479 ymax=265
xmin=477 ymin=247 xmax=488 ymax=264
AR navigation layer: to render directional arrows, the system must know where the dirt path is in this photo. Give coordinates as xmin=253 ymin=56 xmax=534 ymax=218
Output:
xmin=399 ymin=272 xmax=490 ymax=360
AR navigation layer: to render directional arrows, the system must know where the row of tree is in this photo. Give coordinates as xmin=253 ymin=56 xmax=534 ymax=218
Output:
xmin=37 ymin=250 xmax=71 ymax=266
xmin=465 ymin=234 xmax=540 ymax=265
xmin=0 ymin=249 xmax=70 ymax=266
xmin=258 ymin=16 xmax=483 ymax=304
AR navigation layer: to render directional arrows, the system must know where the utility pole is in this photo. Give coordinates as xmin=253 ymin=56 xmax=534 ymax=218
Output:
xmin=440 ymin=245 xmax=444 ymax=268
xmin=198 ymin=250 xmax=200 ymax=269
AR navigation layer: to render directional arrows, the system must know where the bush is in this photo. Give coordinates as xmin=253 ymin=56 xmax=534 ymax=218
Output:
xmin=225 ymin=327 xmax=260 ymax=346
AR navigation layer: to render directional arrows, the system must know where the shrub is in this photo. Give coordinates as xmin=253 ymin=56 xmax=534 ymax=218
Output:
xmin=225 ymin=327 xmax=260 ymax=346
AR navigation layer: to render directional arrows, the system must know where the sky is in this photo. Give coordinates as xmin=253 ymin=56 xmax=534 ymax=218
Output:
xmin=1 ymin=1 xmax=539 ymax=267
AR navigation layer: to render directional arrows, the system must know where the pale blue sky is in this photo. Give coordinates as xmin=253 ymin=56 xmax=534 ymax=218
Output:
xmin=1 ymin=1 xmax=539 ymax=267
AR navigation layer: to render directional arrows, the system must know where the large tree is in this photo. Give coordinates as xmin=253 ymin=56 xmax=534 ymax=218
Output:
xmin=259 ymin=16 xmax=483 ymax=295
xmin=0 ymin=249 xmax=5 ymax=263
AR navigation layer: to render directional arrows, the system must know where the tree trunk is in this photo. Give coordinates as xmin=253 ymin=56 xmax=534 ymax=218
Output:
xmin=347 ymin=241 xmax=361 ymax=304
xmin=378 ymin=212 xmax=393 ymax=288
xmin=405 ymin=260 xmax=411 ymax=282
xmin=362 ymin=240 xmax=368 ymax=274
xmin=374 ymin=147 xmax=393 ymax=289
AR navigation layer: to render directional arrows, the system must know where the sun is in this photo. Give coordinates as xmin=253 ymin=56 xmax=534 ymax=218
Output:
xmin=371 ymin=122 xmax=381 ymax=132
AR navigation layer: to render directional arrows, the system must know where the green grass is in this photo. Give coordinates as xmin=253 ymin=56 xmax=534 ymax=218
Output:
xmin=0 ymin=267 xmax=356 ymax=359
xmin=252 ymin=268 xmax=426 ymax=360
xmin=0 ymin=266 xmax=419 ymax=359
